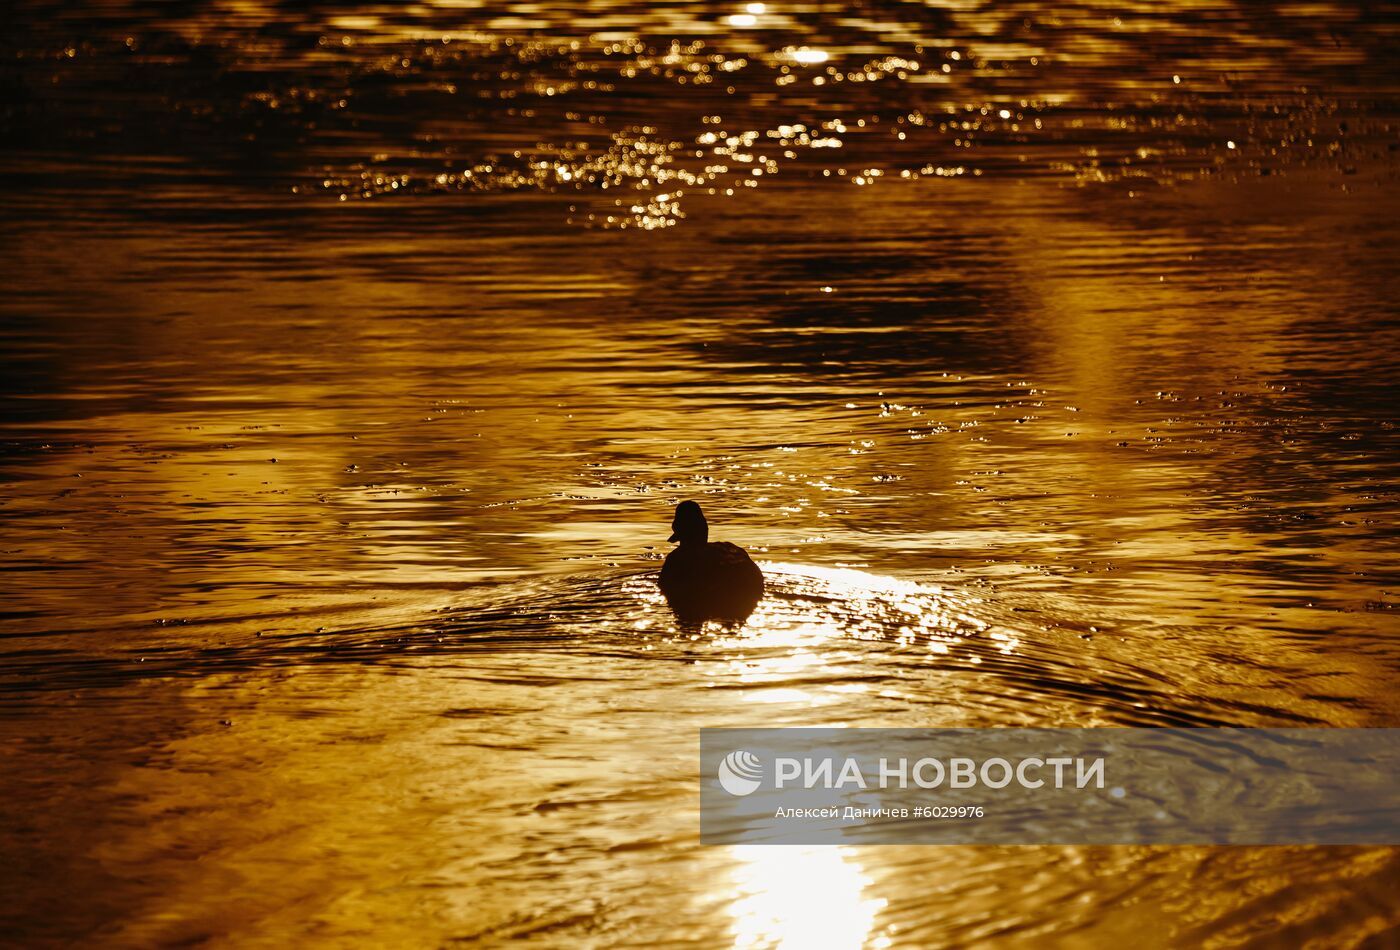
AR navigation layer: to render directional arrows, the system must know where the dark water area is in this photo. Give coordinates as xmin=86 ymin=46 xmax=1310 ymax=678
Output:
xmin=3 ymin=1 xmax=1400 ymax=946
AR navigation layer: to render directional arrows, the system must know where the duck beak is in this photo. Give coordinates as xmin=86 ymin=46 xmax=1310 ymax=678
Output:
xmin=667 ymin=531 xmax=678 ymax=542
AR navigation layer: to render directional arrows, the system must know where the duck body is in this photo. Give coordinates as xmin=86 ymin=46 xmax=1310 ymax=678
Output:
xmin=659 ymin=501 xmax=764 ymax=621
xmin=660 ymin=541 xmax=764 ymax=620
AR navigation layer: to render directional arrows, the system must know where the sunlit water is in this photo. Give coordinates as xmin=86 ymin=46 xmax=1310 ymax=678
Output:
xmin=3 ymin=1 xmax=1400 ymax=945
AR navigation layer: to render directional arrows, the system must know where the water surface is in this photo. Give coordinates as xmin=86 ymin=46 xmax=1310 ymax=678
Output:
xmin=3 ymin=0 xmax=1400 ymax=945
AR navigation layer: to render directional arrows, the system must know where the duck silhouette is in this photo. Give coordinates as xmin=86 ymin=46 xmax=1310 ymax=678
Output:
xmin=659 ymin=500 xmax=764 ymax=621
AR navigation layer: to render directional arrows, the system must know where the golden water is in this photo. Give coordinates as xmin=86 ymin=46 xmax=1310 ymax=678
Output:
xmin=2 ymin=1 xmax=1399 ymax=945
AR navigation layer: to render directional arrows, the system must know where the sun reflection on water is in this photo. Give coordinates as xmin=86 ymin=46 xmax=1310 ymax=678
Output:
xmin=682 ymin=564 xmax=990 ymax=667
xmin=729 ymin=845 xmax=888 ymax=949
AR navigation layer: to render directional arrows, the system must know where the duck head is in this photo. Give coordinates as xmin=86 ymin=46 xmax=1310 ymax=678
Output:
xmin=668 ymin=500 xmax=709 ymax=545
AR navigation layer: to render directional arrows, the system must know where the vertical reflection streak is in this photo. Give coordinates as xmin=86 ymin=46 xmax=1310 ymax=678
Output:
xmin=729 ymin=845 xmax=888 ymax=948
